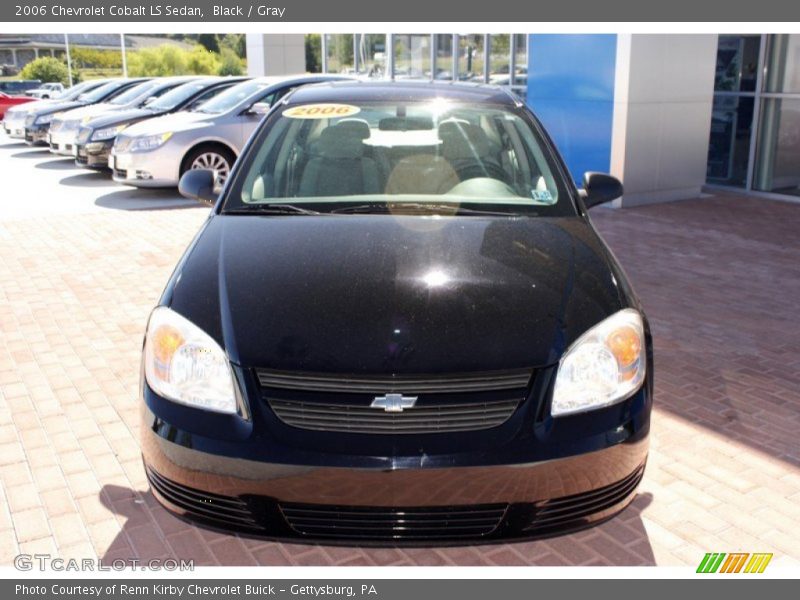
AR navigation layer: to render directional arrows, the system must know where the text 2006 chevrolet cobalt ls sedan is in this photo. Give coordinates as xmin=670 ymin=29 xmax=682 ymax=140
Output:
xmin=140 ymin=81 xmax=653 ymax=543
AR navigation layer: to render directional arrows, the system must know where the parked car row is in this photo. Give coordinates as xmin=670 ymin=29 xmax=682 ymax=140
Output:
xmin=2 ymin=74 xmax=350 ymax=191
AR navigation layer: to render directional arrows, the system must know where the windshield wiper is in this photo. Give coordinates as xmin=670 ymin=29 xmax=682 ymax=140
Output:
xmin=225 ymin=204 xmax=323 ymax=216
xmin=330 ymin=202 xmax=524 ymax=217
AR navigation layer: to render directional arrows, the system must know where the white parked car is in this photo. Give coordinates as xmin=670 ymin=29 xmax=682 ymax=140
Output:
xmin=26 ymin=82 xmax=65 ymax=99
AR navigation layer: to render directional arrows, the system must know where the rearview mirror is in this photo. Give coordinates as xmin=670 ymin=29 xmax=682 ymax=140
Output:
xmin=178 ymin=169 xmax=217 ymax=206
xmin=581 ymin=172 xmax=623 ymax=209
xmin=248 ymin=101 xmax=272 ymax=115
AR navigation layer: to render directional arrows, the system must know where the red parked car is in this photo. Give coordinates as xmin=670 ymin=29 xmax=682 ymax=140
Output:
xmin=0 ymin=93 xmax=36 ymax=119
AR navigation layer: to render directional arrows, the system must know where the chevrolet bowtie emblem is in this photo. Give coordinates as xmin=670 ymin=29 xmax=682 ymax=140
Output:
xmin=370 ymin=393 xmax=418 ymax=412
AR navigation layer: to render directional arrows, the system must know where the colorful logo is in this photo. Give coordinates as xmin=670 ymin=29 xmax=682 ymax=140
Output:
xmin=697 ymin=552 xmax=773 ymax=573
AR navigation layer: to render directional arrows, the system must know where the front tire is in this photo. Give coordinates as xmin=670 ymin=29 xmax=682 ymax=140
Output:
xmin=181 ymin=145 xmax=235 ymax=192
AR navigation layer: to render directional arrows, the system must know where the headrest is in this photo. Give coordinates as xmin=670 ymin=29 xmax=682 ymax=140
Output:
xmin=335 ymin=118 xmax=371 ymax=140
xmin=315 ymin=124 xmax=366 ymax=159
xmin=438 ymin=121 xmax=491 ymax=160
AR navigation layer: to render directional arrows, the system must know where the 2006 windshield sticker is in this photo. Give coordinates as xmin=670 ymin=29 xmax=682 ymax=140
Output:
xmin=283 ymin=104 xmax=361 ymax=119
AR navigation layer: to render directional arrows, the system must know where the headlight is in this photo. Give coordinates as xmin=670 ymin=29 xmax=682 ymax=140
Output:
xmin=35 ymin=113 xmax=55 ymax=125
xmin=551 ymin=309 xmax=646 ymax=417
xmin=91 ymin=125 xmax=126 ymax=141
xmin=143 ymin=306 xmax=237 ymax=414
xmin=129 ymin=132 xmax=173 ymax=152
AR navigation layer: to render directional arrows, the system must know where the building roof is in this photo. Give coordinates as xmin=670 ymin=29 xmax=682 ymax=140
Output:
xmin=0 ymin=34 xmax=194 ymax=51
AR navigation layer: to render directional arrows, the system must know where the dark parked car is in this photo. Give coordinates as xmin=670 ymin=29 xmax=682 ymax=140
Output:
xmin=74 ymin=76 xmax=248 ymax=169
xmin=141 ymin=81 xmax=652 ymax=543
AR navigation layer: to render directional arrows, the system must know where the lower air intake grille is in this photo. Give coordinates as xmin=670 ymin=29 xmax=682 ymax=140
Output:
xmin=279 ymin=502 xmax=508 ymax=541
xmin=526 ymin=464 xmax=645 ymax=533
xmin=269 ymin=398 xmax=520 ymax=434
xmin=145 ymin=467 xmax=263 ymax=531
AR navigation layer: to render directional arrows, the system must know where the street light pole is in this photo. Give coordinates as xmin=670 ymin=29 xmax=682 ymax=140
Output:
xmin=64 ymin=33 xmax=73 ymax=86
xmin=120 ymin=34 xmax=128 ymax=77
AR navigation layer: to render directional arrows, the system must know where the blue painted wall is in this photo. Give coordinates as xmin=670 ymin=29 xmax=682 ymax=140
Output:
xmin=526 ymin=34 xmax=617 ymax=185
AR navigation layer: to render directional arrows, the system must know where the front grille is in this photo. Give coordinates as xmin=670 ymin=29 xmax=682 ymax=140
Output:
xmin=525 ymin=464 xmax=645 ymax=533
xmin=256 ymin=368 xmax=533 ymax=394
xmin=280 ymin=502 xmax=508 ymax=541
xmin=269 ymin=397 xmax=520 ymax=434
xmin=145 ymin=467 xmax=263 ymax=531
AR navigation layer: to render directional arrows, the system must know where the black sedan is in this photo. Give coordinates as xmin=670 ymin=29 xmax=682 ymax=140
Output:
xmin=141 ymin=81 xmax=653 ymax=543
xmin=74 ymin=76 xmax=248 ymax=169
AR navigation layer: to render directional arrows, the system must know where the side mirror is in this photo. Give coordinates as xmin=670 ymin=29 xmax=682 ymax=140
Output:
xmin=178 ymin=169 xmax=217 ymax=206
xmin=248 ymin=101 xmax=272 ymax=115
xmin=581 ymin=172 xmax=623 ymax=209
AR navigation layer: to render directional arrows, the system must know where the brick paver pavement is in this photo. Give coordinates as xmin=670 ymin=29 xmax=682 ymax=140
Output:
xmin=1 ymin=139 xmax=799 ymax=567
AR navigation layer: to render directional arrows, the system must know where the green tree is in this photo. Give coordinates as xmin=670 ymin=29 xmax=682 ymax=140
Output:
xmin=219 ymin=34 xmax=246 ymax=58
xmin=218 ymin=47 xmax=244 ymax=76
xmin=305 ymin=34 xmax=321 ymax=72
xmin=19 ymin=56 xmax=70 ymax=85
xmin=186 ymin=45 xmax=221 ymax=75
xmin=196 ymin=34 xmax=220 ymax=53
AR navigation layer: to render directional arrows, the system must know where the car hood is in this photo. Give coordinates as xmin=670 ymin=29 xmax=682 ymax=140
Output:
xmin=121 ymin=110 xmax=211 ymax=137
xmin=57 ymin=102 xmax=118 ymax=121
xmin=164 ymin=215 xmax=626 ymax=374
xmin=29 ymin=100 xmax=84 ymax=118
xmin=85 ymin=107 xmax=155 ymax=130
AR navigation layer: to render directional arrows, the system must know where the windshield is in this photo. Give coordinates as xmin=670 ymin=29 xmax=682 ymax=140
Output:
xmin=62 ymin=80 xmax=102 ymax=100
xmin=108 ymin=80 xmax=158 ymax=106
xmin=78 ymin=80 xmax=130 ymax=104
xmin=225 ymin=100 xmax=573 ymax=216
xmin=149 ymin=80 xmax=210 ymax=111
xmin=196 ymin=80 xmax=269 ymax=114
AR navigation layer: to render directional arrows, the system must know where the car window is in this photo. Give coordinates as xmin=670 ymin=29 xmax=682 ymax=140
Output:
xmin=147 ymin=81 xmax=208 ymax=111
xmin=195 ymin=80 xmax=271 ymax=114
xmin=182 ymin=83 xmax=234 ymax=111
xmin=109 ymin=81 xmax=159 ymax=106
xmin=226 ymin=100 xmax=573 ymax=216
xmin=78 ymin=80 xmax=132 ymax=103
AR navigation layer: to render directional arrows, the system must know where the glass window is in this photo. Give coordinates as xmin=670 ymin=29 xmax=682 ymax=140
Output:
xmin=433 ymin=35 xmax=454 ymax=81
xmin=108 ymin=80 xmax=160 ymax=106
xmin=488 ymin=35 xmax=511 ymax=84
xmin=149 ymin=80 xmax=213 ymax=111
xmin=325 ymin=34 xmax=355 ymax=74
xmin=513 ymin=34 xmax=528 ymax=87
xmin=714 ymin=35 xmax=760 ymax=92
xmin=394 ymin=34 xmax=430 ymax=80
xmin=763 ymin=34 xmax=800 ymax=94
xmin=79 ymin=80 xmax=133 ymax=103
xmin=754 ymin=98 xmax=800 ymax=196
xmin=458 ymin=34 xmax=485 ymax=82
xmin=228 ymin=100 xmax=572 ymax=217
xmin=706 ymin=96 xmax=755 ymax=186
xmin=355 ymin=34 xmax=386 ymax=79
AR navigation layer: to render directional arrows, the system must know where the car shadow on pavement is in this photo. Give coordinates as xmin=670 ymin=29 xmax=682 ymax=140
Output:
xmin=59 ymin=171 xmax=116 ymax=187
xmin=96 ymin=484 xmax=656 ymax=566
xmin=34 ymin=158 xmax=81 ymax=170
xmin=10 ymin=148 xmax=50 ymax=158
xmin=94 ymin=188 xmax=201 ymax=211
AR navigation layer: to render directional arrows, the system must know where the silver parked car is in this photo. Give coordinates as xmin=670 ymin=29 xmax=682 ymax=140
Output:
xmin=110 ymin=75 xmax=351 ymax=188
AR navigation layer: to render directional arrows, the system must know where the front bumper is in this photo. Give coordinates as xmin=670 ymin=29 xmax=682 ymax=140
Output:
xmin=141 ymin=364 xmax=652 ymax=544
xmin=74 ymin=140 xmax=112 ymax=168
xmin=24 ymin=124 xmax=49 ymax=145
xmin=110 ymin=148 xmax=180 ymax=188
xmin=3 ymin=117 xmax=27 ymax=138
xmin=48 ymin=129 xmax=79 ymax=155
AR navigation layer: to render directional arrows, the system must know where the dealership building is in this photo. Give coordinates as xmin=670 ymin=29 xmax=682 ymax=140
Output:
xmin=246 ymin=33 xmax=800 ymax=207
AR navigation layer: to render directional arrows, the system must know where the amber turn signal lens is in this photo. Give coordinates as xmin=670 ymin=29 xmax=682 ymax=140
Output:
xmin=606 ymin=325 xmax=641 ymax=367
xmin=151 ymin=325 xmax=184 ymax=365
